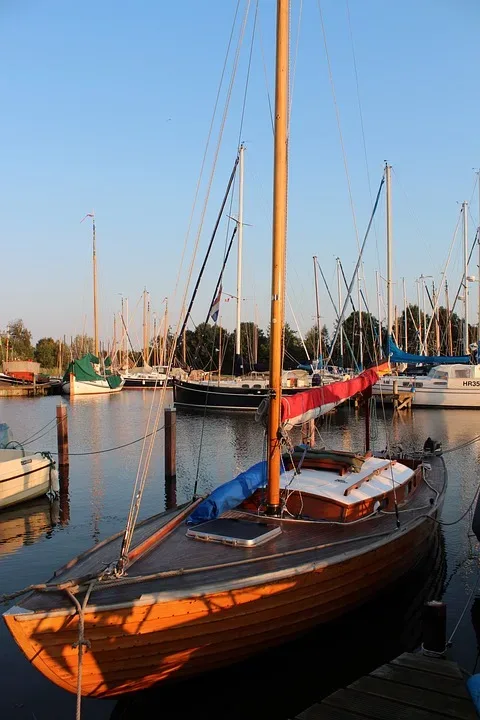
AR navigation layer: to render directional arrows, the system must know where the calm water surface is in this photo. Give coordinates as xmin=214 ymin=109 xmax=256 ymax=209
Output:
xmin=0 ymin=392 xmax=479 ymax=719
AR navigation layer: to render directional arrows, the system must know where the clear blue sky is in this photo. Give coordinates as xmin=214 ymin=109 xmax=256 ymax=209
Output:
xmin=1 ymin=0 xmax=479 ymax=346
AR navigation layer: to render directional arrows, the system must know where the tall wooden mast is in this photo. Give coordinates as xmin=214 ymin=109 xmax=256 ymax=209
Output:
xmin=266 ymin=0 xmax=289 ymax=515
xmin=92 ymin=215 xmax=99 ymax=357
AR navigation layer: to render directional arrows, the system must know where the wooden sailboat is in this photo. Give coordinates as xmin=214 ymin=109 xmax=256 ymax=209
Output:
xmin=3 ymin=0 xmax=446 ymax=700
xmin=61 ymin=214 xmax=124 ymax=396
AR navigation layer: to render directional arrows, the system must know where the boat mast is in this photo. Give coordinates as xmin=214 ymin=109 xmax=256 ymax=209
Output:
xmin=336 ymin=258 xmax=343 ymax=365
xmin=266 ymin=0 xmax=289 ymax=515
xmin=402 ymin=277 xmax=408 ymax=351
xmin=385 ymin=163 xmax=393 ymax=344
xmin=143 ymin=288 xmax=148 ymax=366
xmin=92 ymin=215 xmax=99 ymax=357
xmin=313 ymin=256 xmax=322 ymax=369
xmin=445 ymin=280 xmax=453 ymax=355
xmin=376 ymin=270 xmax=382 ymax=357
xmin=235 ymin=143 xmax=245 ymax=374
xmin=477 ymin=171 xmax=480 ymax=345
xmin=463 ymin=201 xmax=469 ymax=354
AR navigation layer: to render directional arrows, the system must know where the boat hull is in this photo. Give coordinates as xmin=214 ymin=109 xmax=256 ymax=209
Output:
xmin=173 ymin=379 xmax=309 ymax=411
xmin=4 ymin=509 xmax=440 ymax=697
xmin=373 ymin=378 xmax=480 ymax=408
xmin=123 ymin=376 xmax=172 ymax=389
xmin=61 ymin=378 xmax=124 ymax=396
xmin=0 ymin=454 xmax=52 ymax=509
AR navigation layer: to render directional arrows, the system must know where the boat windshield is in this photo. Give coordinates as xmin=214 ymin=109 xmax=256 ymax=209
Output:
xmin=428 ymin=368 xmax=449 ymax=380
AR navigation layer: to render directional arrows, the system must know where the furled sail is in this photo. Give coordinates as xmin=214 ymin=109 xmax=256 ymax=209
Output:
xmin=281 ymin=362 xmax=389 ymax=429
xmin=387 ymin=337 xmax=471 ymax=365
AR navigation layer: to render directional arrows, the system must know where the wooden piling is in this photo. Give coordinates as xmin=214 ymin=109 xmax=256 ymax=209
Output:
xmin=301 ymin=418 xmax=315 ymax=447
xmin=56 ymin=404 xmax=69 ymax=491
xmin=422 ymin=600 xmax=447 ymax=656
xmin=392 ymin=380 xmax=398 ymax=410
xmin=165 ymin=407 xmax=176 ymax=479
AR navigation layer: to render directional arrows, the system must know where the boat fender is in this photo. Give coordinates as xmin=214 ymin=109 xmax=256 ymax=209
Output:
xmin=50 ymin=465 xmax=60 ymax=494
xmin=467 ymin=674 xmax=480 ymax=713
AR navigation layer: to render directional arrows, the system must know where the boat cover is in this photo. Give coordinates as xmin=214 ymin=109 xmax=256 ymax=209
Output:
xmin=63 ymin=354 xmax=103 ymax=382
xmin=188 ymin=461 xmax=283 ymax=525
xmin=281 ymin=362 xmax=389 ymax=428
xmin=0 ymin=423 xmax=13 ymax=448
xmin=388 ymin=337 xmax=471 ymax=365
xmin=63 ymin=354 xmax=122 ymax=387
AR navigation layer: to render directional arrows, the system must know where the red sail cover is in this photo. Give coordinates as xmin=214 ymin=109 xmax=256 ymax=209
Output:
xmin=281 ymin=363 xmax=388 ymax=428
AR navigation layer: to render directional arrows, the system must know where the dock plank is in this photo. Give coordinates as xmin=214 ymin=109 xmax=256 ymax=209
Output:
xmin=370 ymin=662 xmax=469 ymax=698
xmin=324 ymin=688 xmax=449 ymax=719
xmin=298 ymin=653 xmax=478 ymax=720
xmin=391 ymin=652 xmax=464 ymax=679
xmin=296 ymin=703 xmax=371 ymax=720
xmin=348 ymin=675 xmax=474 ymax=719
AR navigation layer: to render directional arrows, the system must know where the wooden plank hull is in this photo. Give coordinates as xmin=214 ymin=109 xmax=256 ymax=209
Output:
xmin=4 ymin=513 xmax=437 ymax=698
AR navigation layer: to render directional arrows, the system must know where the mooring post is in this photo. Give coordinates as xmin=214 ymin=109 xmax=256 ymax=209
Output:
xmin=392 ymin=380 xmax=398 ymax=411
xmin=301 ymin=418 xmax=315 ymax=447
xmin=422 ymin=600 xmax=447 ymax=657
xmin=165 ymin=407 xmax=177 ymax=479
xmin=56 ymin=404 xmax=69 ymax=490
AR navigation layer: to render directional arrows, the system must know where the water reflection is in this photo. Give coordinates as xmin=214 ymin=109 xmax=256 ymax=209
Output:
xmin=0 ymin=395 xmax=479 ymax=719
xmin=0 ymin=498 xmax=60 ymax=559
xmin=110 ymin=528 xmax=446 ymax=720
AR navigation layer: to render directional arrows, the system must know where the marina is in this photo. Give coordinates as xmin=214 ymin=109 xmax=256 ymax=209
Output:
xmin=0 ymin=394 xmax=480 ymax=718
xmin=1 ymin=1 xmax=480 ymax=719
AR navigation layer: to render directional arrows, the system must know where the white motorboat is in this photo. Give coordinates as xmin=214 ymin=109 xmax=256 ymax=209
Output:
xmin=0 ymin=424 xmax=58 ymax=510
xmin=373 ymin=363 xmax=480 ymax=408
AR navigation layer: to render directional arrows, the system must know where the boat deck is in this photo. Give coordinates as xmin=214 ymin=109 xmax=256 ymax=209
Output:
xmin=18 ymin=455 xmax=446 ymax=613
xmin=295 ymin=651 xmax=476 ymax=719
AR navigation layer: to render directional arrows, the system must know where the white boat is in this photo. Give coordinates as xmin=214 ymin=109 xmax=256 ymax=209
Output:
xmin=61 ymin=353 xmax=124 ymax=396
xmin=62 ymin=376 xmax=124 ymax=396
xmin=373 ymin=363 xmax=480 ymax=407
xmin=0 ymin=424 xmax=58 ymax=510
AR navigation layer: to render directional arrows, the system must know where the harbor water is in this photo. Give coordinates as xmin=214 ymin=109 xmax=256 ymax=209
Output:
xmin=0 ymin=391 xmax=479 ymax=719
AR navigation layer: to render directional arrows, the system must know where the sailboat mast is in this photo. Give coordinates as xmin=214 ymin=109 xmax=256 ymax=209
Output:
xmin=402 ymin=277 xmax=408 ymax=351
xmin=91 ymin=214 xmax=99 ymax=357
xmin=385 ymin=163 xmax=393 ymax=341
xmin=266 ymin=0 xmax=289 ymax=515
xmin=336 ymin=258 xmax=343 ymax=364
xmin=477 ymin=172 xmax=480 ymax=344
xmin=143 ymin=288 xmax=148 ymax=365
xmin=376 ymin=270 xmax=382 ymax=357
xmin=313 ymin=256 xmax=322 ymax=368
xmin=463 ymin=201 xmax=469 ymax=354
xmin=235 ymin=144 xmax=245 ymax=371
xmin=445 ymin=280 xmax=453 ymax=355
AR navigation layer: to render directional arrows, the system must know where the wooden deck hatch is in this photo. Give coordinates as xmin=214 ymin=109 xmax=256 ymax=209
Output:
xmin=186 ymin=518 xmax=282 ymax=547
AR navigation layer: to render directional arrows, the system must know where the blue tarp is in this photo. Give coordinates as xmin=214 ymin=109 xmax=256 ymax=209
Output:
xmin=187 ymin=460 xmax=284 ymax=525
xmin=388 ymin=337 xmax=471 ymax=365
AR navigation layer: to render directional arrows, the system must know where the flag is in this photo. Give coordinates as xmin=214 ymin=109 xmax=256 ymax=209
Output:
xmin=209 ymin=285 xmax=222 ymax=323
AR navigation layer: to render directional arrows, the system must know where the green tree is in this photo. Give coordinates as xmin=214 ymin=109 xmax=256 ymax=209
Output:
xmin=304 ymin=324 xmax=330 ymax=362
xmin=7 ymin=319 xmax=33 ymax=360
xmin=34 ymin=337 xmax=59 ymax=368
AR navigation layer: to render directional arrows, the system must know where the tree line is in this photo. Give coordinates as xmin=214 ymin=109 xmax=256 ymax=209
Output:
xmin=0 ymin=304 xmax=475 ymax=374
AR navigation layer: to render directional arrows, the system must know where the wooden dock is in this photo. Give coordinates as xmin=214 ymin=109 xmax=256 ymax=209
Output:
xmin=295 ymin=652 xmax=477 ymax=719
xmin=0 ymin=383 xmax=50 ymax=397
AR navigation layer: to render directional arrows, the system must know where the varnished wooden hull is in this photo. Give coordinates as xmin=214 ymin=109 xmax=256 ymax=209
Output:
xmin=4 ymin=511 xmax=439 ymax=698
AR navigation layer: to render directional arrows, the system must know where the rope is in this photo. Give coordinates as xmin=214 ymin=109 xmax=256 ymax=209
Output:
xmin=20 ymin=417 xmax=59 ymax=445
xmin=447 ymin=569 xmax=480 ymax=648
xmin=66 ymin=580 xmax=96 ymax=720
xmin=49 ymin=425 xmax=165 ymax=456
